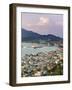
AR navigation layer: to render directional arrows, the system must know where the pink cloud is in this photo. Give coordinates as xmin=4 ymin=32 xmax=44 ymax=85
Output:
xmin=26 ymin=16 xmax=49 ymax=28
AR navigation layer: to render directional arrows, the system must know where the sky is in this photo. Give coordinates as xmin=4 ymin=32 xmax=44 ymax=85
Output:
xmin=21 ymin=13 xmax=63 ymax=38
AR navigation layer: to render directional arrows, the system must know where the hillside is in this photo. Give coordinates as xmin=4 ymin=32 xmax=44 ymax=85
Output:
xmin=21 ymin=28 xmax=63 ymax=42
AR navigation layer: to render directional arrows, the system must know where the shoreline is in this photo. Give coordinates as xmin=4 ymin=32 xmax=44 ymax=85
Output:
xmin=21 ymin=48 xmax=63 ymax=77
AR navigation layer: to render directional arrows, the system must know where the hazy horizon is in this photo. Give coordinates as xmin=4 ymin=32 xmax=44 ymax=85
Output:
xmin=21 ymin=13 xmax=63 ymax=38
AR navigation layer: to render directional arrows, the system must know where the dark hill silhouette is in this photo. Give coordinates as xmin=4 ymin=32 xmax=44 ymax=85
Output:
xmin=21 ymin=28 xmax=63 ymax=42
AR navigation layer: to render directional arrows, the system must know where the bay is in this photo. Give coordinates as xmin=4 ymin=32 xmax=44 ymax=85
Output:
xmin=21 ymin=42 xmax=58 ymax=57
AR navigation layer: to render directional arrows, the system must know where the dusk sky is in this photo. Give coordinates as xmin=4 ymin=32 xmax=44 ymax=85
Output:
xmin=21 ymin=13 xmax=63 ymax=38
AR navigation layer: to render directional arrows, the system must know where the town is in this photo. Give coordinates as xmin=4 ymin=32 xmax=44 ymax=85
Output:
xmin=21 ymin=47 xmax=63 ymax=77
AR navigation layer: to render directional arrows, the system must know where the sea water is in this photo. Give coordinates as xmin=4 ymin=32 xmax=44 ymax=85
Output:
xmin=21 ymin=42 xmax=58 ymax=57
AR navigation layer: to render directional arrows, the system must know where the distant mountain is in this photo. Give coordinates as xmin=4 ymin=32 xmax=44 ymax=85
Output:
xmin=21 ymin=28 xmax=63 ymax=42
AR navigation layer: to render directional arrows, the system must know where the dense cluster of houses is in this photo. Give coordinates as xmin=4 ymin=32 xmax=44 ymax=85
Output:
xmin=21 ymin=48 xmax=63 ymax=77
